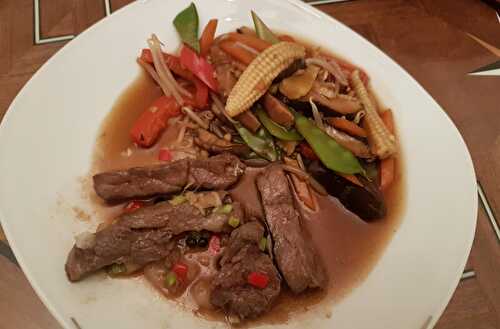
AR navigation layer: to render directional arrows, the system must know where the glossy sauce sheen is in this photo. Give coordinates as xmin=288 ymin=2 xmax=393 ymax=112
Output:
xmin=91 ymin=71 xmax=405 ymax=323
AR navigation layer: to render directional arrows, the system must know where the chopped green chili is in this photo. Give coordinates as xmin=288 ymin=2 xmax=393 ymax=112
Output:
xmin=228 ymin=217 xmax=240 ymax=228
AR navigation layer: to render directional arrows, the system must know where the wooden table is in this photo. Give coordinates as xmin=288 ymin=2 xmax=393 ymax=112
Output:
xmin=0 ymin=0 xmax=499 ymax=328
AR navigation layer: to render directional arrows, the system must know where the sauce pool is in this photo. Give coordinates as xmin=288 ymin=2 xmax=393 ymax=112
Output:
xmin=90 ymin=70 xmax=405 ymax=323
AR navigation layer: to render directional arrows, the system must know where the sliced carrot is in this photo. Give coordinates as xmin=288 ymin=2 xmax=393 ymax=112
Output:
xmin=340 ymin=174 xmax=363 ymax=187
xmin=227 ymin=32 xmax=272 ymax=52
xmin=327 ymin=117 xmax=367 ymax=138
xmin=219 ymin=40 xmax=256 ymax=65
xmin=278 ymin=34 xmax=295 ymax=42
xmin=200 ymin=19 xmax=218 ymax=57
xmin=379 ymin=109 xmax=395 ymax=191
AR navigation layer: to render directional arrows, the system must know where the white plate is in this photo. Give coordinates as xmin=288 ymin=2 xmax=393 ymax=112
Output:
xmin=0 ymin=0 xmax=477 ymax=328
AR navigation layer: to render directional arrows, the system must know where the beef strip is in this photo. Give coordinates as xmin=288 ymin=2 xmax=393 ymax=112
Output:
xmin=256 ymin=166 xmax=328 ymax=293
xmin=93 ymin=153 xmax=246 ymax=202
xmin=211 ymin=222 xmax=281 ymax=319
xmin=65 ymin=201 xmax=245 ymax=282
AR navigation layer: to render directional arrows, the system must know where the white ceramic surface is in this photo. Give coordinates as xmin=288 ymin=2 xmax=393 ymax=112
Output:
xmin=0 ymin=0 xmax=477 ymax=328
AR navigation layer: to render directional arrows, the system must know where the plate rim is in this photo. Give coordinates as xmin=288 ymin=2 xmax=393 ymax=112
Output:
xmin=0 ymin=0 xmax=478 ymax=328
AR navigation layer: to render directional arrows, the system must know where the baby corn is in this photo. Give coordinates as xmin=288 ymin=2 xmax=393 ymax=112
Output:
xmin=351 ymin=70 xmax=396 ymax=159
xmin=225 ymin=41 xmax=305 ymax=117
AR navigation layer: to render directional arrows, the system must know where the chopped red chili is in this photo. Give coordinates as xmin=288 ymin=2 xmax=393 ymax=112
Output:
xmin=247 ymin=272 xmax=269 ymax=289
xmin=124 ymin=201 xmax=144 ymax=212
xmin=158 ymin=148 xmax=172 ymax=162
xmin=208 ymin=235 xmax=220 ymax=254
xmin=172 ymin=262 xmax=188 ymax=281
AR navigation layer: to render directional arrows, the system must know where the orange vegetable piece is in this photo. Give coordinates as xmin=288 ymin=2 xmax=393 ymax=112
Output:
xmin=327 ymin=117 xmax=367 ymax=138
xmin=200 ymin=19 xmax=218 ymax=57
xmin=219 ymin=40 xmax=256 ymax=65
xmin=227 ymin=32 xmax=272 ymax=52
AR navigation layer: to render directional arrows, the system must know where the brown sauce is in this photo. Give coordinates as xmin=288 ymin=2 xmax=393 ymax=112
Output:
xmin=90 ymin=66 xmax=405 ymax=324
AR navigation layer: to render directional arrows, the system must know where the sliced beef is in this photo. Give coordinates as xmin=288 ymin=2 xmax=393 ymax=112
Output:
xmin=93 ymin=153 xmax=246 ymax=202
xmin=211 ymin=222 xmax=281 ymax=320
xmin=65 ymin=201 xmax=244 ymax=282
xmin=256 ymin=167 xmax=328 ymax=293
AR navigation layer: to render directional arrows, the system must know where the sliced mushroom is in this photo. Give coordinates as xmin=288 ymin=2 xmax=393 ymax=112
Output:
xmin=262 ymin=93 xmax=294 ymax=128
xmin=194 ymin=128 xmax=251 ymax=157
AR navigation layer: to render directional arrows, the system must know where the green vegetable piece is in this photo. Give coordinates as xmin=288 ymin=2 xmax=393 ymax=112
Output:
xmin=234 ymin=122 xmax=278 ymax=162
xmin=169 ymin=195 xmax=187 ymax=206
xmin=173 ymin=3 xmax=200 ymax=53
xmin=251 ymin=11 xmax=280 ymax=44
xmin=215 ymin=204 xmax=233 ymax=214
xmin=259 ymin=237 xmax=267 ymax=252
xmin=165 ymin=271 xmax=177 ymax=287
xmin=256 ymin=106 xmax=303 ymax=141
xmin=228 ymin=216 xmax=240 ymax=228
xmin=108 ymin=263 xmax=127 ymax=276
xmin=294 ymin=111 xmax=364 ymax=174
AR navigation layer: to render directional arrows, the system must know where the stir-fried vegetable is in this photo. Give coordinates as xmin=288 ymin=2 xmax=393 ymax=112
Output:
xmin=219 ymin=40 xmax=256 ymax=65
xmin=279 ymin=65 xmax=320 ymax=100
xmin=228 ymin=216 xmax=240 ymax=228
xmin=327 ymin=117 xmax=367 ymax=138
xmin=247 ymin=271 xmax=269 ymax=289
xmin=215 ymin=204 xmax=233 ymax=214
xmin=158 ymin=148 xmax=172 ymax=161
xmin=259 ymin=237 xmax=268 ymax=252
xmin=232 ymin=120 xmax=278 ymax=162
xmin=108 ymin=263 xmax=127 ymax=276
xmin=124 ymin=200 xmax=144 ymax=213
xmin=256 ymin=106 xmax=302 ymax=141
xmin=165 ymin=271 xmax=177 ymax=287
xmin=173 ymin=3 xmax=200 ymax=53
xmin=251 ymin=11 xmax=280 ymax=44
xmin=169 ymin=194 xmax=187 ymax=206
xmin=148 ymin=35 xmax=191 ymax=105
xmin=262 ymin=93 xmax=294 ymax=128
xmin=351 ymin=70 xmax=396 ymax=159
xmin=225 ymin=42 xmax=306 ymax=117
xmin=293 ymin=111 xmax=364 ymax=174
xmin=235 ymin=110 xmax=261 ymax=133
xmin=324 ymin=124 xmax=372 ymax=158
xmin=180 ymin=46 xmax=218 ymax=91
xmin=199 ymin=19 xmax=218 ymax=57
xmin=228 ymin=32 xmax=272 ymax=52
xmin=130 ymin=96 xmax=181 ymax=147
xmin=284 ymin=157 xmax=316 ymax=210
xmin=380 ymin=109 xmax=396 ymax=190
xmin=172 ymin=263 xmax=189 ymax=281
xmin=208 ymin=235 xmax=221 ymax=254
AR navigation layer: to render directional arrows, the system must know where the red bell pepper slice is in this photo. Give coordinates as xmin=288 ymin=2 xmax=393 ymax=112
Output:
xmin=247 ymin=272 xmax=269 ymax=289
xmin=180 ymin=45 xmax=218 ymax=92
xmin=140 ymin=49 xmax=209 ymax=109
xmin=130 ymin=96 xmax=181 ymax=147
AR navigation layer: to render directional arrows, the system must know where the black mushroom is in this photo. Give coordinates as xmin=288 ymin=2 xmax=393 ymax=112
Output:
xmin=308 ymin=161 xmax=386 ymax=221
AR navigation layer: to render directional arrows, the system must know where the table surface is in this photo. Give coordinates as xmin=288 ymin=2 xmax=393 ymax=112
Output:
xmin=0 ymin=0 xmax=499 ymax=328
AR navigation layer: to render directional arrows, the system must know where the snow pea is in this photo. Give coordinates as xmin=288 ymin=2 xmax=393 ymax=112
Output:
xmin=251 ymin=11 xmax=280 ymax=44
xmin=233 ymin=122 xmax=278 ymax=162
xmin=294 ymin=111 xmax=364 ymax=174
xmin=173 ymin=3 xmax=200 ymax=53
xmin=256 ymin=106 xmax=303 ymax=141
